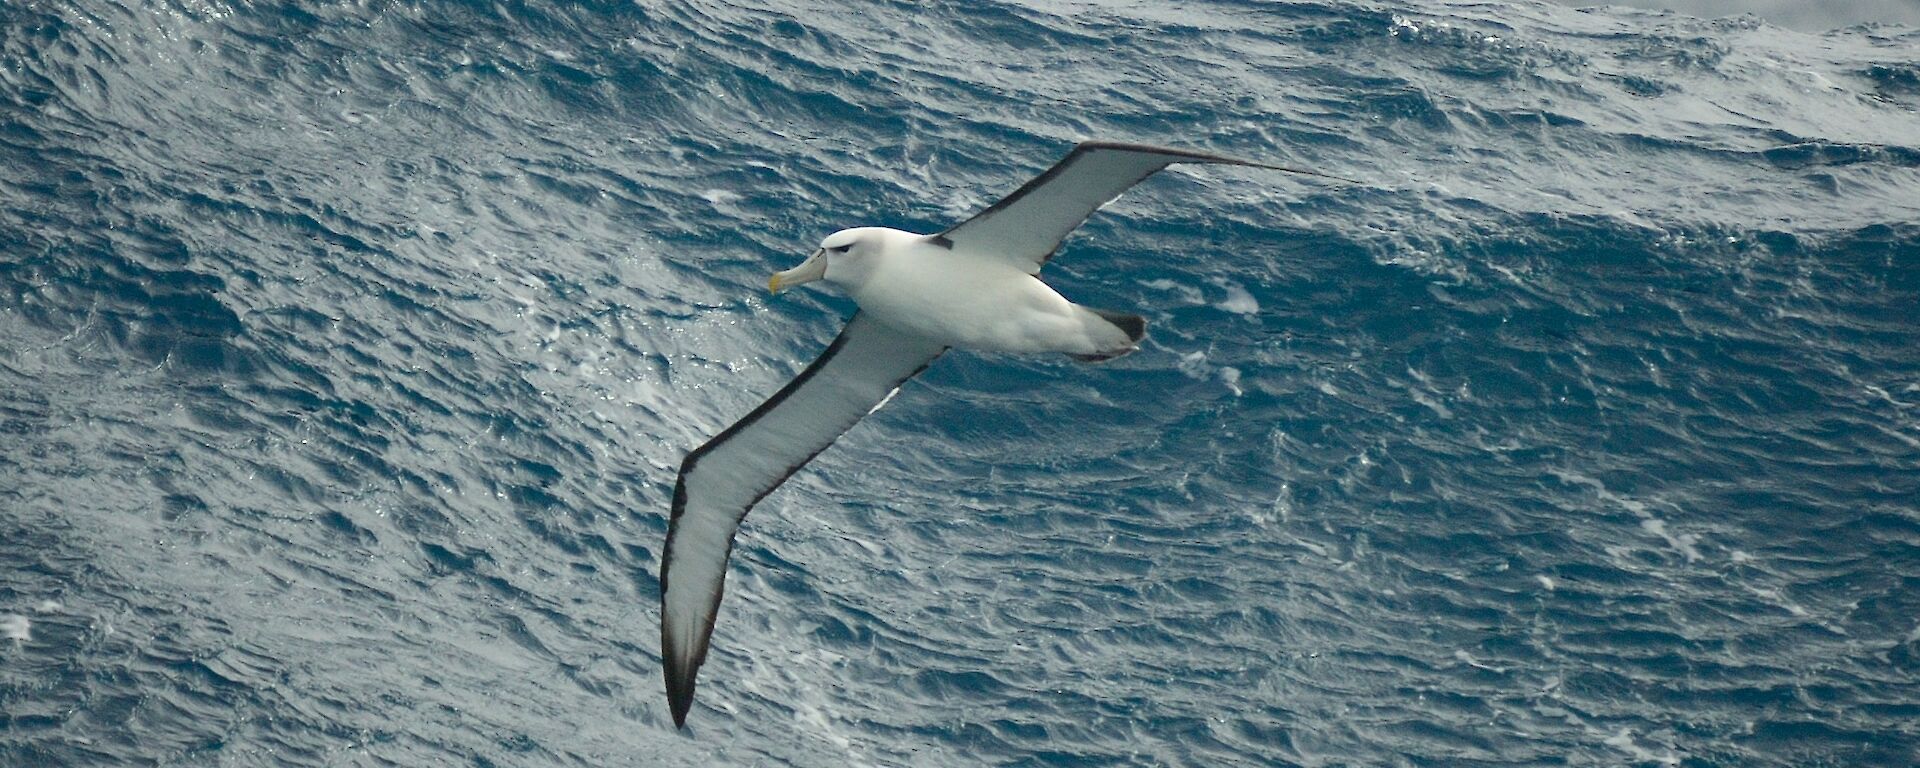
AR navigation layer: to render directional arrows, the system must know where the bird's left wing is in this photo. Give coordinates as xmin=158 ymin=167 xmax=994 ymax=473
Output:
xmin=935 ymin=141 xmax=1348 ymax=273
xmin=661 ymin=312 xmax=946 ymax=728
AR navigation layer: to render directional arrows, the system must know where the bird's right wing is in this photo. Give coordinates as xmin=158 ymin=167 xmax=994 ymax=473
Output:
xmin=661 ymin=312 xmax=946 ymax=728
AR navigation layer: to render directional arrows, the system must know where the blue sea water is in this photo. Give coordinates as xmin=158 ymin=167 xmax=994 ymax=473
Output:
xmin=3 ymin=0 xmax=1919 ymax=765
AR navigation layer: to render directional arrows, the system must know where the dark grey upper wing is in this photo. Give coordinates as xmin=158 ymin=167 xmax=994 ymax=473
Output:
xmin=935 ymin=141 xmax=1340 ymax=273
xmin=660 ymin=312 xmax=945 ymax=728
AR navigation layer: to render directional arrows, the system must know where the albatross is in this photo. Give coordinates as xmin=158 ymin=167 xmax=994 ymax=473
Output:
xmin=660 ymin=141 xmax=1349 ymax=728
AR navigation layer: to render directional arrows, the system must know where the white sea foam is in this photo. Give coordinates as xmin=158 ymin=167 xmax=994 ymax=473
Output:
xmin=1176 ymin=350 xmax=1244 ymax=396
xmin=1554 ymin=470 xmax=1702 ymax=562
xmin=1602 ymin=727 xmax=1681 ymax=766
xmin=1210 ymin=279 xmax=1259 ymax=315
xmin=0 ymin=614 xmax=28 ymax=642
xmin=1141 ymin=278 xmax=1205 ymax=305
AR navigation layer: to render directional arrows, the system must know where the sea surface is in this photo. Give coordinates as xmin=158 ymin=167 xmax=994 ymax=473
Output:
xmin=3 ymin=1 xmax=1918 ymax=765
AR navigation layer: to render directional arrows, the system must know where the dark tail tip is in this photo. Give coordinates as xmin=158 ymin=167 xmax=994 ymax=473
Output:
xmin=1091 ymin=308 xmax=1147 ymax=343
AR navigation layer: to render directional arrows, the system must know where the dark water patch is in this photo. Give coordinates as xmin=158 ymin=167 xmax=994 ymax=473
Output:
xmin=1864 ymin=62 xmax=1920 ymax=95
xmin=420 ymin=541 xmax=488 ymax=576
xmin=1762 ymin=140 xmax=1920 ymax=170
xmin=1602 ymin=71 xmax=1678 ymax=97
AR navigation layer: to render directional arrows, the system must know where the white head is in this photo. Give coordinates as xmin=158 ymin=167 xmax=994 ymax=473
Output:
xmin=769 ymin=227 xmax=889 ymax=294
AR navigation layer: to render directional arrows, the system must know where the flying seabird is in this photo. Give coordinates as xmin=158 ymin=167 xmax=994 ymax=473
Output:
xmin=660 ymin=141 xmax=1349 ymax=728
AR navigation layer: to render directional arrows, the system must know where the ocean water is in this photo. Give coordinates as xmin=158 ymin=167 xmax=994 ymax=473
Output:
xmin=3 ymin=0 xmax=1918 ymax=765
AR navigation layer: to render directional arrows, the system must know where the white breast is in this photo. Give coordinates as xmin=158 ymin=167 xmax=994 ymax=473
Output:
xmin=844 ymin=230 xmax=1091 ymax=354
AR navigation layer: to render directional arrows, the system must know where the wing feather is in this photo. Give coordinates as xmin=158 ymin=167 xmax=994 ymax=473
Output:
xmin=660 ymin=313 xmax=944 ymax=728
xmin=937 ymin=141 xmax=1347 ymax=272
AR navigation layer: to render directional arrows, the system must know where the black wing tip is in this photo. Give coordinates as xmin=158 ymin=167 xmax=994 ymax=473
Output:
xmin=665 ymin=659 xmax=697 ymax=728
xmin=660 ymin=574 xmax=722 ymax=730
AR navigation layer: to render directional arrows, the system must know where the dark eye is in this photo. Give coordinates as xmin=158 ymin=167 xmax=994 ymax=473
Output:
xmin=830 ymin=244 xmax=852 ymax=253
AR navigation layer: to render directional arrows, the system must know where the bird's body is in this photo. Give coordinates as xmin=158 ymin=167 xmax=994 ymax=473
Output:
xmin=821 ymin=226 xmax=1136 ymax=357
xmin=657 ymin=141 xmax=1352 ymax=728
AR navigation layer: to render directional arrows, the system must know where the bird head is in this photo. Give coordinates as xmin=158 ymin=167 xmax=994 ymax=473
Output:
xmin=769 ymin=228 xmax=878 ymax=294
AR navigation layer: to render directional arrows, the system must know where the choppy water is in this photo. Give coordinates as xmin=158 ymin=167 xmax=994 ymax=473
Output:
xmin=3 ymin=1 xmax=1918 ymax=765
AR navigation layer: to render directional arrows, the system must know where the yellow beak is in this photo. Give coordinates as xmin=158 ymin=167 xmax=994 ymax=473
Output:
xmin=769 ymin=249 xmax=828 ymax=294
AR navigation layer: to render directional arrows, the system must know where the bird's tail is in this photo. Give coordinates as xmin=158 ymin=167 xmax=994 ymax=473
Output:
xmin=1070 ymin=308 xmax=1148 ymax=363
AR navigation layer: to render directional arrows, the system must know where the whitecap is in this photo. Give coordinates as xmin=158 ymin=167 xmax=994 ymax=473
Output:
xmin=1210 ymin=279 xmax=1259 ymax=315
xmin=0 ymin=614 xmax=28 ymax=642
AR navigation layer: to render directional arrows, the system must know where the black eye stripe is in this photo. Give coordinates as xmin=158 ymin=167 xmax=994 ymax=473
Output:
xmin=830 ymin=244 xmax=852 ymax=253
